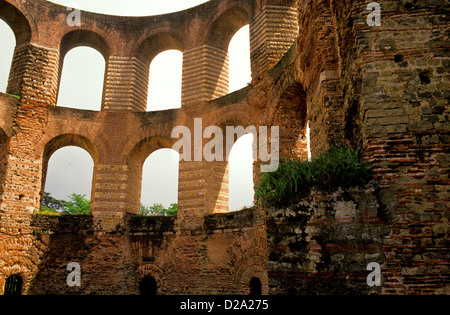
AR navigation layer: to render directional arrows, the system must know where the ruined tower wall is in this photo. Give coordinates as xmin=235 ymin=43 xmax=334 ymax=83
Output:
xmin=266 ymin=0 xmax=449 ymax=295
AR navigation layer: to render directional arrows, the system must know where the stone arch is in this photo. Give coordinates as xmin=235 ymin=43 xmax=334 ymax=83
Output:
xmin=135 ymin=32 xmax=184 ymax=68
xmin=133 ymin=33 xmax=184 ymax=111
xmin=39 ymin=133 xmax=99 ymax=209
xmin=0 ymin=1 xmax=32 ymax=45
xmin=198 ymin=116 xmax=256 ymax=213
xmin=59 ymin=29 xmax=110 ymax=62
xmin=211 ymin=113 xmax=255 ymax=164
xmin=135 ymin=237 xmax=182 ymax=294
xmin=228 ymin=132 xmax=255 ymax=211
xmin=137 ymin=264 xmax=162 ymax=295
xmin=268 ymin=81 xmax=308 ymax=159
xmin=140 ymin=148 xmax=179 ymax=211
xmin=56 ymin=46 xmax=106 ymax=111
xmin=57 ymin=30 xmax=109 ymax=110
xmin=203 ymin=6 xmax=251 ymax=100
xmin=127 ymin=137 xmax=177 ymax=214
xmin=147 ymin=49 xmax=183 ymax=111
xmin=128 ymin=136 xmax=176 ymax=170
xmin=226 ymin=231 xmax=268 ymax=294
xmin=228 ymin=24 xmax=251 ymax=93
xmin=0 ymin=264 xmax=33 ymax=295
xmin=206 ymin=6 xmax=251 ymax=50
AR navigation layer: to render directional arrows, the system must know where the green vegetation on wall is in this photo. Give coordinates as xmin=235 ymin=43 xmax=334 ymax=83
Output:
xmin=38 ymin=192 xmax=90 ymax=215
xmin=255 ymin=146 xmax=374 ymax=208
xmin=139 ymin=203 xmax=178 ymax=216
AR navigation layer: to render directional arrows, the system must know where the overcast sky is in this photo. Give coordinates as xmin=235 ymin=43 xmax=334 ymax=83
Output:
xmin=0 ymin=0 xmax=254 ymax=211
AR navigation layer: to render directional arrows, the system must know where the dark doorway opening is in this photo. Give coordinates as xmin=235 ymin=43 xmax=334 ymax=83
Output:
xmin=4 ymin=275 xmax=22 ymax=295
xmin=249 ymin=277 xmax=262 ymax=295
xmin=139 ymin=276 xmax=157 ymax=295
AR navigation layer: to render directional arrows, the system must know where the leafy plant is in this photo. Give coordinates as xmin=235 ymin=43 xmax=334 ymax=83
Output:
xmin=41 ymin=192 xmax=65 ymax=212
xmin=61 ymin=193 xmax=90 ymax=215
xmin=255 ymin=146 xmax=373 ymax=208
xmin=139 ymin=203 xmax=177 ymax=216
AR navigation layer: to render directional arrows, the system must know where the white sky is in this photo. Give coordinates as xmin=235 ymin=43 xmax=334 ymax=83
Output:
xmin=0 ymin=0 xmax=254 ymax=211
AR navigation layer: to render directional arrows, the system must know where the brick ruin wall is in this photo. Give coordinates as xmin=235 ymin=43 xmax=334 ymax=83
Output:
xmin=0 ymin=0 xmax=448 ymax=295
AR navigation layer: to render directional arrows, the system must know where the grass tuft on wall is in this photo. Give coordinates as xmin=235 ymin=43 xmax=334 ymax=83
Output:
xmin=255 ymin=146 xmax=374 ymax=208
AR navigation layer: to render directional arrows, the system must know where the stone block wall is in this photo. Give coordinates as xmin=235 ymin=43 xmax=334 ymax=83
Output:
xmin=266 ymin=186 xmax=390 ymax=295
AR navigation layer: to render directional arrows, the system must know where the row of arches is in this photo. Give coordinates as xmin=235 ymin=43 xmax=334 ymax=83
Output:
xmin=43 ymin=133 xmax=255 ymax=213
xmin=0 ymin=17 xmax=251 ymax=112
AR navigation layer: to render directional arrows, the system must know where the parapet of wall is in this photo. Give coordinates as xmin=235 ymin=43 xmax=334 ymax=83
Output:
xmin=18 ymin=209 xmax=266 ymax=295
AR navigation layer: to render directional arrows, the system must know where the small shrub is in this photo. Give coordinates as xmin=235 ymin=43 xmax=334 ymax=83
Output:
xmin=37 ymin=206 xmax=61 ymax=216
xmin=255 ymin=146 xmax=373 ymax=208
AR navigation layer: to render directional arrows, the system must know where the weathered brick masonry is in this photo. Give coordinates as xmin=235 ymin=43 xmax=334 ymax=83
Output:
xmin=0 ymin=0 xmax=448 ymax=294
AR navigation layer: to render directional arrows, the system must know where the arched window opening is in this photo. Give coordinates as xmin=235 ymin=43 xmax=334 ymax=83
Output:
xmin=228 ymin=133 xmax=254 ymax=211
xmin=228 ymin=25 xmax=251 ymax=93
xmin=0 ymin=19 xmax=16 ymax=93
xmin=43 ymin=146 xmax=94 ymax=214
xmin=139 ymin=276 xmax=157 ymax=295
xmin=249 ymin=277 xmax=262 ymax=295
xmin=140 ymin=149 xmax=179 ymax=215
xmin=4 ymin=275 xmax=22 ymax=295
xmin=147 ymin=50 xmax=183 ymax=111
xmin=57 ymin=46 xmax=105 ymax=111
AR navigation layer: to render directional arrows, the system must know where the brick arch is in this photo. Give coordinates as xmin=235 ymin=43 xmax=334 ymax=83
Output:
xmin=35 ymin=123 xmax=105 ymax=162
xmin=205 ymin=5 xmax=251 ymax=50
xmin=41 ymin=133 xmax=99 ymax=164
xmin=235 ymin=262 xmax=268 ymax=294
xmin=0 ymin=0 xmax=32 ymax=45
xmin=134 ymin=32 xmax=184 ymax=68
xmin=269 ymin=80 xmax=308 ymax=159
xmin=57 ymin=30 xmax=109 ymax=110
xmin=59 ymin=29 xmax=110 ymax=62
xmin=127 ymin=136 xmax=176 ymax=169
xmin=39 ymin=133 xmax=99 ymax=206
xmin=215 ymin=111 xmax=255 ymax=161
xmin=0 ymin=264 xmax=33 ymax=295
xmin=226 ymin=231 xmax=268 ymax=294
xmin=137 ymin=264 xmax=163 ymax=294
xmin=132 ymin=230 xmax=185 ymax=293
xmin=126 ymin=136 xmax=178 ymax=214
